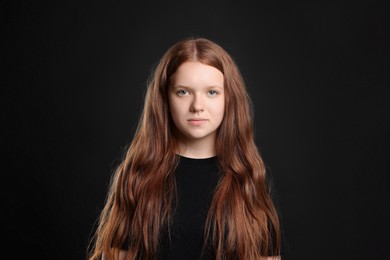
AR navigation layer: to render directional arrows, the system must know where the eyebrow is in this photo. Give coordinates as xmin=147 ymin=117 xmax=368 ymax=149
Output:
xmin=172 ymin=85 xmax=224 ymax=90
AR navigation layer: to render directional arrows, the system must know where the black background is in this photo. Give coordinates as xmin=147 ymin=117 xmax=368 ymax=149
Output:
xmin=3 ymin=1 xmax=389 ymax=259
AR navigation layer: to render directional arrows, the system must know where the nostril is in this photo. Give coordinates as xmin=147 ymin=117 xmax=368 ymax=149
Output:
xmin=190 ymin=104 xmax=204 ymax=112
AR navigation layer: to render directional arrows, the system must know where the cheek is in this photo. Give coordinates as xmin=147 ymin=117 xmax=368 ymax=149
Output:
xmin=212 ymin=99 xmax=225 ymax=118
xmin=169 ymin=99 xmax=184 ymax=119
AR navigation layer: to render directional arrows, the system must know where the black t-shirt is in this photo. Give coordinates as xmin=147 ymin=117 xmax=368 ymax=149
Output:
xmin=156 ymin=155 xmax=288 ymax=259
xmin=157 ymin=155 xmax=220 ymax=259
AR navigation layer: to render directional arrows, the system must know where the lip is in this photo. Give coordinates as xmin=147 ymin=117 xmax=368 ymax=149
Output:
xmin=187 ymin=118 xmax=208 ymax=126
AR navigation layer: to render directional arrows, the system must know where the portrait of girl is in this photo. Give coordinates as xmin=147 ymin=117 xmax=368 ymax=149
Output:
xmin=88 ymin=37 xmax=285 ymax=260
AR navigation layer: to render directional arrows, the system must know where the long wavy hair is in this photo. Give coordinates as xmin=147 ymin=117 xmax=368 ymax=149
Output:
xmin=88 ymin=37 xmax=281 ymax=260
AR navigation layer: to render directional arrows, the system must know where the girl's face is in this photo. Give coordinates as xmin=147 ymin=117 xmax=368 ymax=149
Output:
xmin=168 ymin=61 xmax=225 ymax=147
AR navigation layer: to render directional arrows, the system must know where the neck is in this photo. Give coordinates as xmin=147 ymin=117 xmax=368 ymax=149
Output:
xmin=176 ymin=134 xmax=216 ymax=159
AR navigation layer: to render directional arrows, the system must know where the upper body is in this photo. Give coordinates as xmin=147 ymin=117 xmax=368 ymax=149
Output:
xmin=90 ymin=37 xmax=285 ymax=260
xmin=115 ymin=155 xmax=286 ymax=259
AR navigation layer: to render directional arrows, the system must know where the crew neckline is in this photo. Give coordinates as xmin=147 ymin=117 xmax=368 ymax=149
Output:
xmin=177 ymin=155 xmax=218 ymax=168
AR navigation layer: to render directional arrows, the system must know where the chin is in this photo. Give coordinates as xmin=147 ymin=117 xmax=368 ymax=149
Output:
xmin=184 ymin=132 xmax=215 ymax=141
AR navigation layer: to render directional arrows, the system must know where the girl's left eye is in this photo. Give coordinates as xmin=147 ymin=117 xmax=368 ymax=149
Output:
xmin=208 ymin=90 xmax=219 ymax=96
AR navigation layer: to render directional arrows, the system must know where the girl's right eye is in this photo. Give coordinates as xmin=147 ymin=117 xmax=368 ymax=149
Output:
xmin=177 ymin=90 xmax=189 ymax=96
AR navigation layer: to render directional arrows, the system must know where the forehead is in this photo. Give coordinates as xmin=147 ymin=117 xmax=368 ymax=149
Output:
xmin=170 ymin=62 xmax=224 ymax=88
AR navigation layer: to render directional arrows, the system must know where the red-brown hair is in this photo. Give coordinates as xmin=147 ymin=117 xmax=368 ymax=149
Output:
xmin=88 ymin=37 xmax=281 ymax=260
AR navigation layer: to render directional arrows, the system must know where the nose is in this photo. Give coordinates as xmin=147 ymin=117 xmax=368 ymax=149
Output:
xmin=189 ymin=94 xmax=204 ymax=113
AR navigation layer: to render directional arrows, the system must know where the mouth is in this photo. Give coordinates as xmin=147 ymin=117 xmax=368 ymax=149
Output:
xmin=187 ymin=118 xmax=208 ymax=125
xmin=187 ymin=118 xmax=208 ymax=121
